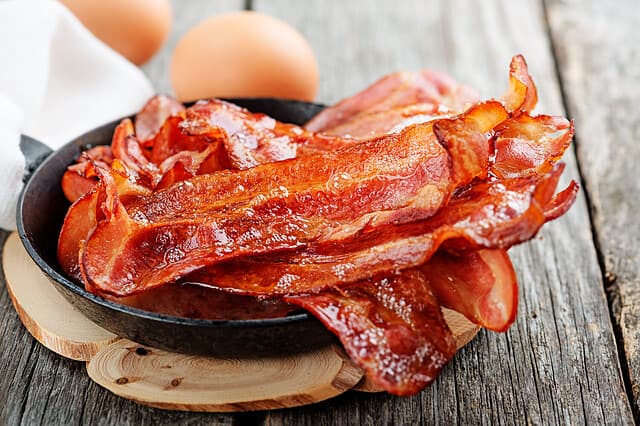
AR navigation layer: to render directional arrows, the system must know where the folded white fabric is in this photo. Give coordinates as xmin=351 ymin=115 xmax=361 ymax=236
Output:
xmin=0 ymin=0 xmax=154 ymax=230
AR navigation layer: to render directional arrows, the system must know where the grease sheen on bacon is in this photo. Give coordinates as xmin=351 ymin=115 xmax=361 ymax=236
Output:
xmin=80 ymin=102 xmax=508 ymax=296
xmin=57 ymin=55 xmax=578 ymax=397
xmin=279 ymin=54 xmax=570 ymax=394
xmin=183 ymin=165 xmax=576 ymax=297
xmin=285 ymin=271 xmax=456 ymax=396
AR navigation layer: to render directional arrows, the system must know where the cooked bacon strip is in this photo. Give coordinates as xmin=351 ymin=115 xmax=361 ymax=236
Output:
xmin=61 ymin=146 xmax=113 ymax=203
xmin=182 ymin=165 xmax=576 ymax=297
xmin=58 ymin=159 xmax=152 ymax=281
xmin=135 ymin=94 xmax=185 ymax=142
xmin=154 ymin=161 xmax=193 ymax=192
xmin=80 ymin=103 xmax=508 ymax=296
xmin=305 ymin=70 xmax=479 ymax=132
xmin=130 ymin=101 xmax=505 ymax=223
xmin=111 ymin=119 xmax=160 ymax=187
xmin=185 ymin=100 xmax=296 ymax=169
xmin=58 ymin=189 xmax=102 ymax=281
xmin=148 ymin=115 xmax=228 ymax=165
xmin=543 ymin=182 xmax=579 ymax=221
xmin=152 ymin=142 xmax=231 ymax=191
xmin=492 ymin=114 xmax=574 ymax=179
xmin=503 ymin=55 xmax=538 ymax=115
xmin=112 ymin=116 xmax=231 ymax=191
xmin=419 ymin=249 xmax=518 ymax=332
xmin=286 ymin=270 xmax=456 ymax=396
xmin=181 ymin=99 xmax=351 ymax=169
xmin=318 ymin=103 xmax=450 ymax=139
xmin=61 ymin=168 xmax=100 ymax=204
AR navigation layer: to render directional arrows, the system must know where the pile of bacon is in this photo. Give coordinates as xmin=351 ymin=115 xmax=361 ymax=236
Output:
xmin=58 ymin=55 xmax=577 ymax=396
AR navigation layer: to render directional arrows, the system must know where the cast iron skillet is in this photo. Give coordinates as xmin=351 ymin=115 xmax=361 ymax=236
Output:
xmin=16 ymin=98 xmax=336 ymax=357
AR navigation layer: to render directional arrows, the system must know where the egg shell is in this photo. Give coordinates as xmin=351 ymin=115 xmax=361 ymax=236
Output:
xmin=59 ymin=0 xmax=172 ymax=65
xmin=171 ymin=11 xmax=319 ymax=102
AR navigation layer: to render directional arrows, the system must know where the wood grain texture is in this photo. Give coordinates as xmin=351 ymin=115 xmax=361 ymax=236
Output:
xmin=88 ymin=340 xmax=363 ymax=412
xmin=254 ymin=0 xmax=634 ymax=423
xmin=545 ymin=0 xmax=640 ymax=417
xmin=2 ymin=233 xmax=118 ymax=361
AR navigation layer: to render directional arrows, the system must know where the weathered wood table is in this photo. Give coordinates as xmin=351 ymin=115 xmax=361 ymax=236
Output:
xmin=1 ymin=0 xmax=638 ymax=424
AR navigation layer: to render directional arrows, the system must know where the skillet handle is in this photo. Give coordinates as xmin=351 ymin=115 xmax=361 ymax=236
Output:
xmin=19 ymin=135 xmax=53 ymax=184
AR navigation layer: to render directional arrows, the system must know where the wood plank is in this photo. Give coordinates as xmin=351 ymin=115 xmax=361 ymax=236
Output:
xmin=545 ymin=0 xmax=640 ymax=416
xmin=253 ymin=0 xmax=634 ymax=423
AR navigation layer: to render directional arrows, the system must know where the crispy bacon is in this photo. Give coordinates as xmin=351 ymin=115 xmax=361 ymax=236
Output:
xmin=80 ymin=103 xmax=508 ymax=296
xmin=111 ymin=116 xmax=232 ymax=191
xmin=58 ymin=159 xmax=152 ymax=281
xmin=148 ymin=115 xmax=227 ymax=165
xmin=503 ymin=55 xmax=538 ymax=115
xmin=305 ymin=70 xmax=479 ymax=132
xmin=61 ymin=169 xmax=99 ymax=203
xmin=58 ymin=189 xmax=101 ymax=281
xmin=286 ymin=271 xmax=456 ymax=396
xmin=419 ymin=249 xmax=518 ymax=332
xmin=135 ymin=94 xmax=185 ymax=142
xmin=492 ymin=114 xmax=574 ymax=179
xmin=57 ymin=56 xmax=579 ymax=397
xmin=182 ymin=165 xmax=576 ymax=297
xmin=61 ymin=146 xmax=113 ymax=203
xmin=111 ymin=119 xmax=160 ymax=187
xmin=181 ymin=99 xmax=352 ymax=169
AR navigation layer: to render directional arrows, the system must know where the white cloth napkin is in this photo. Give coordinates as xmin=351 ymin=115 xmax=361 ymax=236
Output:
xmin=0 ymin=0 xmax=154 ymax=230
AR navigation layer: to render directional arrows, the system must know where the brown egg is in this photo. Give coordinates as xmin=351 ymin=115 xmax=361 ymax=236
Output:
xmin=59 ymin=0 xmax=172 ymax=65
xmin=171 ymin=11 xmax=318 ymax=102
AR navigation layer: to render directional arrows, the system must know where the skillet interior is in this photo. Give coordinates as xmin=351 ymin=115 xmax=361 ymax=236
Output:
xmin=16 ymin=98 xmax=336 ymax=357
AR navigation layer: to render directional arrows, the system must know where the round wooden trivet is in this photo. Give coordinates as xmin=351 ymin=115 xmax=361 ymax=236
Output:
xmin=3 ymin=232 xmax=480 ymax=410
xmin=87 ymin=340 xmax=362 ymax=412
xmin=3 ymin=233 xmax=119 ymax=360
